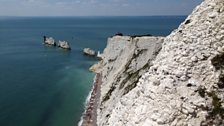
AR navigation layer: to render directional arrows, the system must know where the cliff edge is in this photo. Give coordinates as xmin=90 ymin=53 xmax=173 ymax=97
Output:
xmin=96 ymin=0 xmax=224 ymax=125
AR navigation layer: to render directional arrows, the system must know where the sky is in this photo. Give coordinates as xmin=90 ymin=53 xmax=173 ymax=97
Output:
xmin=0 ymin=0 xmax=203 ymax=16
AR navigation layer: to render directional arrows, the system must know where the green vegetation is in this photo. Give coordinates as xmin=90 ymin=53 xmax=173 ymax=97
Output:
xmin=130 ymin=34 xmax=152 ymax=39
xmin=211 ymin=52 xmax=224 ymax=89
xmin=207 ymin=91 xmax=224 ymax=118
xmin=102 ymin=85 xmax=116 ymax=103
xmin=197 ymin=87 xmax=224 ymax=122
xmin=198 ymin=87 xmax=206 ymax=98
xmin=119 ymin=48 xmax=148 ymax=89
xmin=211 ymin=53 xmax=224 ymax=70
xmin=123 ymin=63 xmax=150 ymax=95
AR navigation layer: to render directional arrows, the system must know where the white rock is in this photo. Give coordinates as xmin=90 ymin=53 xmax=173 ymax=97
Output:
xmin=44 ymin=37 xmax=56 ymax=46
xmin=58 ymin=40 xmax=71 ymax=50
xmin=83 ymin=48 xmax=96 ymax=56
xmin=96 ymin=0 xmax=224 ymax=126
xmin=191 ymin=56 xmax=198 ymax=62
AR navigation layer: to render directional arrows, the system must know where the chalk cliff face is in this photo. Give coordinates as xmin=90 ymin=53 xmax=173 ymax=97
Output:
xmin=97 ymin=0 xmax=224 ymax=125
xmin=97 ymin=36 xmax=163 ymax=125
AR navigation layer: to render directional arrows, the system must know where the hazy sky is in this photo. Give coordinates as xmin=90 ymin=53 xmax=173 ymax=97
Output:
xmin=0 ymin=0 xmax=202 ymax=16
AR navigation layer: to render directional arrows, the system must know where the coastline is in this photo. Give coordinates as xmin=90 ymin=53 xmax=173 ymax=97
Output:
xmin=79 ymin=73 xmax=102 ymax=126
xmin=0 ymin=16 xmax=189 ymax=126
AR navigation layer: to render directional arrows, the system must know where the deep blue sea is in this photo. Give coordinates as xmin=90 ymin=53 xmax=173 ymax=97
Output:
xmin=0 ymin=16 xmax=186 ymax=126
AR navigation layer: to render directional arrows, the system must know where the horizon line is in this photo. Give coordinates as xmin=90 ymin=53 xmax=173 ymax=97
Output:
xmin=0 ymin=15 xmax=188 ymax=17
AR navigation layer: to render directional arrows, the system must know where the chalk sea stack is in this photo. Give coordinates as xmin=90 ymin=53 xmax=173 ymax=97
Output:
xmin=58 ymin=40 xmax=71 ymax=50
xmin=83 ymin=48 xmax=96 ymax=56
xmin=43 ymin=36 xmax=56 ymax=46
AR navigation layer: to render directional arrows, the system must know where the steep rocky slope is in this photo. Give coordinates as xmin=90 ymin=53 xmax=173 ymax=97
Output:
xmin=95 ymin=36 xmax=163 ymax=125
xmin=96 ymin=0 xmax=224 ymax=125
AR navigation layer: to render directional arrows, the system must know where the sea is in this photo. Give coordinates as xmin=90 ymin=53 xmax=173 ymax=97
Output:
xmin=0 ymin=16 xmax=186 ymax=126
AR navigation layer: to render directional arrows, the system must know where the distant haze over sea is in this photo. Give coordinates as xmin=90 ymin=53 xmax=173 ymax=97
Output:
xmin=0 ymin=0 xmax=202 ymax=16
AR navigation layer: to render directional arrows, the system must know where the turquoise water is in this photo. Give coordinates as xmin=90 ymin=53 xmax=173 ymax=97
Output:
xmin=0 ymin=16 xmax=186 ymax=126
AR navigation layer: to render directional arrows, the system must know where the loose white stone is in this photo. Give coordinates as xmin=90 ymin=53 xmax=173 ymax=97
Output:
xmin=191 ymin=56 xmax=198 ymax=62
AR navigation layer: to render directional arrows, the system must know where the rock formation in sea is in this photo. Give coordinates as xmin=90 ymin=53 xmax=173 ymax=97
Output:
xmin=43 ymin=36 xmax=56 ymax=46
xmin=58 ymin=40 xmax=71 ymax=50
xmin=83 ymin=48 xmax=96 ymax=56
xmin=93 ymin=0 xmax=224 ymax=125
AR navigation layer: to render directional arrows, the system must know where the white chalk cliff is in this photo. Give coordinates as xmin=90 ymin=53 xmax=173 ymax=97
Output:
xmin=96 ymin=0 xmax=224 ymax=125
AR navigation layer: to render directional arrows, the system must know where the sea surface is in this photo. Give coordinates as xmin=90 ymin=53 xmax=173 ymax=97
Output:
xmin=0 ymin=16 xmax=186 ymax=126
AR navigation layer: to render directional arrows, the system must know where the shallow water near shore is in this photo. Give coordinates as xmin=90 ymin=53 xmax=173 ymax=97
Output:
xmin=0 ymin=16 xmax=186 ymax=126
